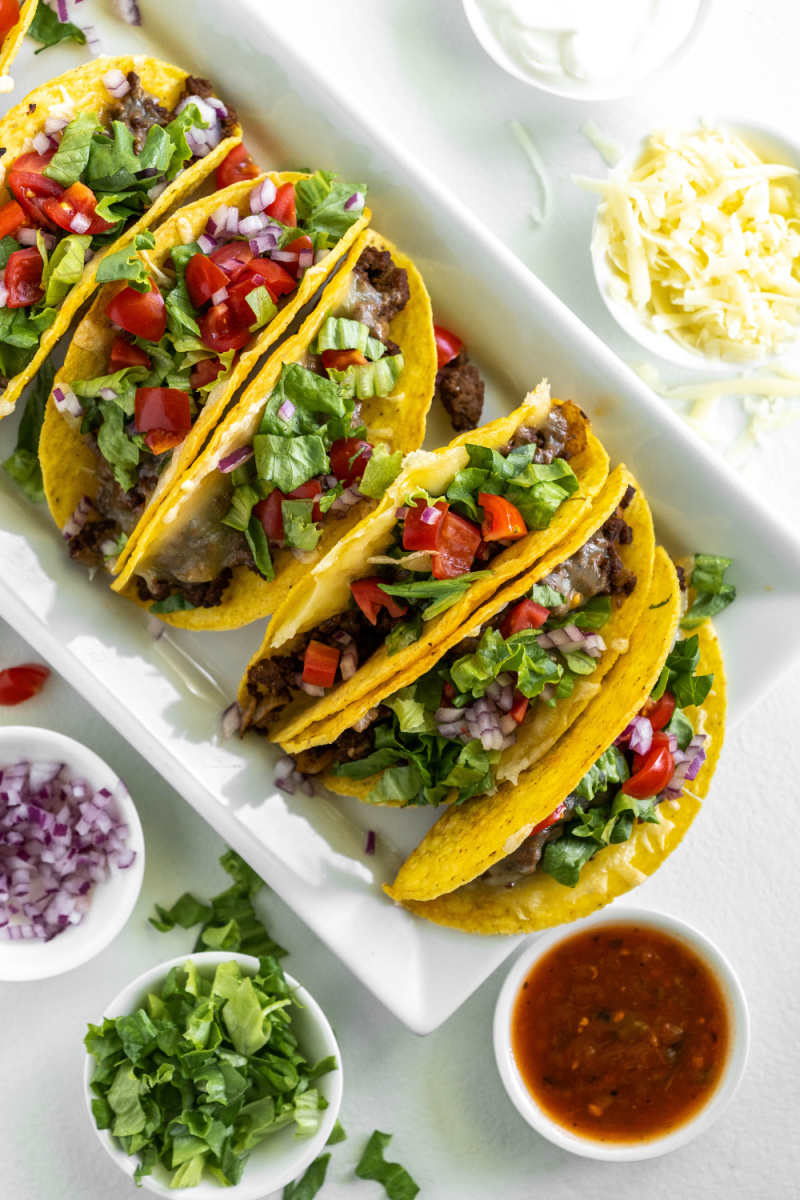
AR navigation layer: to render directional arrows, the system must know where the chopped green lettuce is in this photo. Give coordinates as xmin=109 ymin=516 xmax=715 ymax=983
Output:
xmin=681 ymin=553 xmax=736 ymax=629
xmin=44 ymin=111 xmax=103 ymax=187
xmin=28 ymin=5 xmax=87 ymax=52
xmin=358 ymin=443 xmax=402 ymax=499
xmin=2 ymin=360 xmax=55 ymax=503
xmin=355 ymin=1131 xmax=420 ymax=1200
xmin=96 ymin=232 xmax=156 ymax=292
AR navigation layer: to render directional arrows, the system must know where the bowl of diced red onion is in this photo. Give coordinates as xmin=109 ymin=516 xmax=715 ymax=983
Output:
xmin=0 ymin=726 xmax=144 ymax=981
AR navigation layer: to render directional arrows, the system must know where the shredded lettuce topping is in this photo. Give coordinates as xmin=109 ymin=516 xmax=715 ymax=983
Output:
xmin=680 ymin=553 xmax=736 ymax=629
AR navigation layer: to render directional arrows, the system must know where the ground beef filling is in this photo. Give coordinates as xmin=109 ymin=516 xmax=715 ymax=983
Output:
xmin=241 ymin=608 xmax=397 ymax=733
xmin=437 ymin=348 xmax=484 ymax=432
xmin=67 ymin=519 xmax=118 ymax=570
xmin=110 ymin=73 xmax=169 ymax=153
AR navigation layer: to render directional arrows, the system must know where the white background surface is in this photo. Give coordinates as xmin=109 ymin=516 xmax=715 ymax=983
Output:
xmin=2 ymin=1 xmax=800 ymax=1197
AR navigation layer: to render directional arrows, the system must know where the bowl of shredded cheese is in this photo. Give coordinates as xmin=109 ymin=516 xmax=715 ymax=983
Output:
xmin=585 ymin=120 xmax=800 ymax=370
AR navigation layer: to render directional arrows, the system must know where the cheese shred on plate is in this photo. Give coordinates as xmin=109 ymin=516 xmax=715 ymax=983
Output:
xmin=585 ymin=125 xmax=800 ymax=362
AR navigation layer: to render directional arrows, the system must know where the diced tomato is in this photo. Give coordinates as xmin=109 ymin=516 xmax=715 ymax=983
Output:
xmin=433 ymin=324 xmax=463 ymax=370
xmin=105 ymin=281 xmax=166 ymax=343
xmin=0 ymin=662 xmax=49 ymax=706
xmin=5 ymin=247 xmax=43 ymax=308
xmin=135 ymin=388 xmax=192 ymax=434
xmin=185 ymin=252 xmax=229 ymax=308
xmin=500 ymin=599 xmax=549 ymax=640
xmin=198 ymin=302 xmax=251 ymax=352
xmin=8 ymin=151 xmax=62 ymax=228
xmin=189 ymin=356 xmax=224 ymax=389
xmin=302 ymin=640 xmax=341 ymax=689
xmin=643 ymin=690 xmax=676 ymax=732
xmin=329 ymin=437 xmax=372 ymax=488
xmin=402 ymin=498 xmax=448 ymax=553
xmin=244 ymin=256 xmax=297 ymax=299
xmin=350 ymin=576 xmax=408 ymax=626
xmin=441 ymin=681 xmax=456 ymax=705
xmin=209 ymin=242 xmax=254 ymax=281
xmin=266 ymin=181 xmax=296 ymax=228
xmin=215 ymin=143 xmax=261 ymax=190
xmin=42 ymin=180 xmax=113 ymax=236
xmin=431 ymin=511 xmax=482 ymax=579
xmin=253 ymin=489 xmax=285 ymax=543
xmin=144 ymin=430 xmax=186 ymax=455
xmin=480 ymin=492 xmax=527 ymax=542
xmin=530 ymin=801 xmax=567 ymax=837
xmin=0 ymin=199 xmax=25 ymax=239
xmin=0 ymin=0 xmax=20 ymax=46
xmin=253 ymin=481 xmax=322 ymax=543
xmin=622 ymin=731 xmax=675 ymax=799
xmin=509 ymin=689 xmax=529 ymax=725
xmin=225 ymin=274 xmax=261 ymax=328
xmin=280 ymin=234 xmax=313 ymax=279
xmin=109 ymin=335 xmax=151 ymax=372
xmin=321 ymin=348 xmax=367 ymax=372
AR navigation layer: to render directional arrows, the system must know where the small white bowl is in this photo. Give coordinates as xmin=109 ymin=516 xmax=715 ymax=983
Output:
xmin=0 ymin=726 xmax=145 ymax=981
xmin=591 ymin=119 xmax=800 ymax=371
xmin=84 ymin=951 xmax=343 ymax=1198
xmin=494 ymin=908 xmax=749 ymax=1161
xmin=461 ymin=0 xmax=713 ymax=100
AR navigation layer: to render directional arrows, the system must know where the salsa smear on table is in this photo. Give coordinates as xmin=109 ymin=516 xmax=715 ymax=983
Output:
xmin=512 ymin=923 xmax=729 ymax=1142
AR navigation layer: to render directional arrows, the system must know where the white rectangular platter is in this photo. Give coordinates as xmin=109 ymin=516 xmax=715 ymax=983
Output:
xmin=2 ymin=0 xmax=800 ymax=1034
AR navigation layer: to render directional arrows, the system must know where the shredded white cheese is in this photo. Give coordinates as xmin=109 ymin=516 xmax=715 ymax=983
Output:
xmin=581 ymin=120 xmax=623 ymax=166
xmin=583 ymin=124 xmax=800 ymax=362
xmin=508 ymin=119 xmax=550 ymax=226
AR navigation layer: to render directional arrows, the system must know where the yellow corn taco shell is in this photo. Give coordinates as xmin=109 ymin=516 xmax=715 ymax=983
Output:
xmin=0 ymin=0 xmax=38 ymax=82
xmin=39 ymin=172 xmax=370 ymax=569
xmin=398 ymin=617 xmax=726 ymax=933
xmin=317 ymin=465 xmax=654 ymax=802
xmin=111 ymin=229 xmax=436 ymax=629
xmin=240 ymin=383 xmax=609 ymax=747
xmin=0 ymin=56 xmax=241 ymax=420
xmin=386 ymin=545 xmax=683 ymax=903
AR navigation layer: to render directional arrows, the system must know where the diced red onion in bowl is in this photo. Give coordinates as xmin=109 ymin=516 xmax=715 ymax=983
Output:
xmin=249 ymin=178 xmax=277 ymax=213
xmin=0 ymin=763 xmax=135 ymax=942
xmin=53 ymin=385 xmax=83 ymax=418
xmin=61 ymin=495 xmax=92 ymax=541
xmin=218 ymin=445 xmax=253 ymax=474
xmin=102 ymin=67 xmax=131 ymax=98
xmin=111 ymin=0 xmax=141 ymax=25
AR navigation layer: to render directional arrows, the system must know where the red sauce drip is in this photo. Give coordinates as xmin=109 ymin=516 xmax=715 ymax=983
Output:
xmin=511 ymin=923 xmax=730 ymax=1143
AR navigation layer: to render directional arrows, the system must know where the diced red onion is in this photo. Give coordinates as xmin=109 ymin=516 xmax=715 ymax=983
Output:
xmin=147 ymin=182 xmax=167 ymax=203
xmin=206 ymin=97 xmax=228 ymax=119
xmin=330 ymin=486 xmax=363 ymax=516
xmin=271 ymin=249 xmax=298 ymax=264
xmin=218 ymin=445 xmax=253 ymax=474
xmin=221 ymin=701 xmax=240 ymax=741
xmin=666 ymin=732 xmax=678 ymax=754
xmin=344 ymin=192 xmax=365 ymax=212
xmin=339 ymin=643 xmax=358 ymax=681
xmin=278 ymin=399 xmax=296 ymax=422
xmin=197 ymin=233 xmax=218 ymax=255
xmin=365 ymin=830 xmax=376 ymax=855
xmin=98 ymin=387 xmax=117 ymax=401
xmin=0 ymin=760 xmax=135 ymax=942
xmin=0 ymin=281 xmax=7 ymax=308
xmin=298 ymin=680 xmax=325 ymax=697
xmin=322 ymin=475 xmax=338 ymax=490
xmin=249 ymin=229 xmax=280 ymax=255
xmin=420 ymin=507 xmax=439 ymax=526
xmin=206 ymin=205 xmax=236 ymax=237
xmin=186 ymin=129 xmax=210 ymax=159
xmin=176 ymin=95 xmax=219 ymax=128
xmin=70 ymin=212 xmax=91 ymax=235
xmin=102 ymin=67 xmax=130 ymax=98
xmin=40 ymin=231 xmax=57 ymax=253
xmin=61 ymin=495 xmax=92 ymax=541
xmin=111 ymin=0 xmax=141 ymax=25
xmin=238 ymin=212 xmax=268 ymax=237
xmin=53 ymin=385 xmax=83 ymax=418
xmin=628 ymin=716 xmax=653 ymax=756
xmin=44 ymin=116 xmax=68 ymax=136
xmin=81 ymin=25 xmax=102 ymax=54
xmin=395 ymin=506 xmax=409 ymax=520
xmin=249 ymin=178 xmax=277 ymax=213
xmin=32 ymin=132 xmax=51 ymax=156
xmin=146 ymin=616 xmax=164 ymax=641
xmin=211 ymin=285 xmax=228 ymax=305
xmin=273 ymin=755 xmax=314 ymax=797
xmin=54 ymin=0 xmax=70 ymax=22
xmin=298 ymin=250 xmax=313 ymax=272
xmin=16 ymin=228 xmax=38 ymax=246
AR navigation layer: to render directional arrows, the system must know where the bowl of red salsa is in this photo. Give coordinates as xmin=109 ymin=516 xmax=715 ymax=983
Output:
xmin=493 ymin=909 xmax=749 ymax=1160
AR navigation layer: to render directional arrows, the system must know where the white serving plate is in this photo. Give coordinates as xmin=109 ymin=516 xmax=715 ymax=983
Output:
xmin=2 ymin=0 xmax=800 ymax=1034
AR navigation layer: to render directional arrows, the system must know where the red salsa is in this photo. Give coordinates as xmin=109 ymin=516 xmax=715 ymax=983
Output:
xmin=512 ymin=923 xmax=729 ymax=1143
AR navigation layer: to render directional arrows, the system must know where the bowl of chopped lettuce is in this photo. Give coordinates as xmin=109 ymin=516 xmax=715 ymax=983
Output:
xmin=83 ymin=951 xmax=342 ymax=1196
xmin=586 ymin=119 xmax=800 ymax=370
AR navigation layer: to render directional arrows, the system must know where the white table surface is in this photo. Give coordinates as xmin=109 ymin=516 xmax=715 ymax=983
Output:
xmin=2 ymin=1 xmax=800 ymax=1196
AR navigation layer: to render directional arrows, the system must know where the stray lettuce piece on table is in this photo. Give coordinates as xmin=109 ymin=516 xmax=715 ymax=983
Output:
xmin=283 ymin=1154 xmax=331 ymax=1200
xmin=27 ymin=5 xmax=87 ymax=53
xmin=355 ymin=1130 xmax=420 ymax=1200
xmin=150 ymin=847 xmax=287 ymax=959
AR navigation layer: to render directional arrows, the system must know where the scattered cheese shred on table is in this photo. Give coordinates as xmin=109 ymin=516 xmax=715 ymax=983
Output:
xmin=582 ymin=125 xmax=800 ymax=362
xmin=508 ymin=119 xmax=550 ymax=226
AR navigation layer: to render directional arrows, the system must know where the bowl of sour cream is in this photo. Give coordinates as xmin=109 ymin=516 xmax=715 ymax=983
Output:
xmin=461 ymin=0 xmax=713 ymax=100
